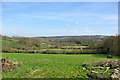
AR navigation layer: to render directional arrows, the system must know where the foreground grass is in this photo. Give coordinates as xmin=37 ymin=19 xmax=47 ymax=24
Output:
xmin=2 ymin=53 xmax=119 ymax=78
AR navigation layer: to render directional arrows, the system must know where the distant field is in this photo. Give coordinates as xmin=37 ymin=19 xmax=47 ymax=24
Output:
xmin=2 ymin=53 xmax=119 ymax=78
xmin=39 ymin=49 xmax=88 ymax=51
xmin=61 ymin=46 xmax=89 ymax=49
xmin=39 ymin=48 xmax=96 ymax=54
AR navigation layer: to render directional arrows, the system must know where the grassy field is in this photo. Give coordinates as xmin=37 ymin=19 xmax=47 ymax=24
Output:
xmin=2 ymin=53 xmax=119 ymax=78
xmin=39 ymin=48 xmax=89 ymax=51
xmin=65 ymin=46 xmax=88 ymax=48
xmin=39 ymin=49 xmax=96 ymax=54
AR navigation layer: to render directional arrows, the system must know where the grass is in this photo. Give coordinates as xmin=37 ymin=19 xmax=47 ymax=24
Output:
xmin=2 ymin=40 xmax=18 ymax=49
xmin=39 ymin=49 xmax=84 ymax=52
xmin=39 ymin=49 xmax=96 ymax=54
xmin=2 ymin=53 xmax=119 ymax=78
xmin=61 ymin=46 xmax=89 ymax=49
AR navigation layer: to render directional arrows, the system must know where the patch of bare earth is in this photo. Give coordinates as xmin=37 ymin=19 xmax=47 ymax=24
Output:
xmin=0 ymin=57 xmax=18 ymax=72
xmin=31 ymin=69 xmax=41 ymax=74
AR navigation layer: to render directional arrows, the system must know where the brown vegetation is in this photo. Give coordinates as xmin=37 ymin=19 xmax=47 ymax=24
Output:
xmin=1 ymin=57 xmax=17 ymax=72
xmin=83 ymin=60 xmax=120 ymax=79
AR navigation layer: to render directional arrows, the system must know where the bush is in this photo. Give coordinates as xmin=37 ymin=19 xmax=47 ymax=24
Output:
xmin=97 ymin=36 xmax=119 ymax=56
xmin=42 ymin=49 xmax=96 ymax=54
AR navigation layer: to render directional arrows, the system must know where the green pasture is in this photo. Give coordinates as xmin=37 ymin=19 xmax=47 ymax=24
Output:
xmin=61 ymin=46 xmax=89 ymax=49
xmin=2 ymin=53 xmax=119 ymax=78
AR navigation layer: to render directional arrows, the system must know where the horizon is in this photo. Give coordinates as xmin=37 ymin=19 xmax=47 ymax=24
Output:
xmin=2 ymin=2 xmax=118 ymax=37
xmin=1 ymin=34 xmax=114 ymax=38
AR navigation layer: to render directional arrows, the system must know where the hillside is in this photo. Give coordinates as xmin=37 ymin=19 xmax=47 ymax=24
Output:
xmin=1 ymin=35 xmax=119 ymax=56
xmin=2 ymin=35 xmax=106 ymax=50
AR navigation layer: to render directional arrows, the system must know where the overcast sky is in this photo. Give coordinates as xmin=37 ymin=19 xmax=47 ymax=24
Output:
xmin=2 ymin=2 xmax=118 ymax=37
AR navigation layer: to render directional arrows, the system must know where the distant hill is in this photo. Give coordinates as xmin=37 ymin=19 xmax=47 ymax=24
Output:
xmin=1 ymin=35 xmax=119 ymax=56
xmin=39 ymin=35 xmax=109 ymax=40
xmin=2 ymin=35 xmax=107 ymax=51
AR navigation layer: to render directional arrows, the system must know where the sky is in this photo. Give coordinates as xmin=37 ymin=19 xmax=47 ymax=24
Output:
xmin=2 ymin=2 xmax=118 ymax=37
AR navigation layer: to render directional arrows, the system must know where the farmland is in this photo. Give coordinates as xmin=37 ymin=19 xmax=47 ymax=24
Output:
xmin=2 ymin=53 xmax=119 ymax=78
xmin=1 ymin=35 xmax=120 ymax=79
xmin=2 ymin=2 xmax=119 ymax=79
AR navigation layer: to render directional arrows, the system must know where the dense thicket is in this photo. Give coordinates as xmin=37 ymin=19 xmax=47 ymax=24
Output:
xmin=97 ymin=36 xmax=119 ymax=56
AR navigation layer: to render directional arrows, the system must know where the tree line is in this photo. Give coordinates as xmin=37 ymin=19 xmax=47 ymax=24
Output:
xmin=1 ymin=35 xmax=119 ymax=56
xmin=97 ymin=35 xmax=119 ymax=56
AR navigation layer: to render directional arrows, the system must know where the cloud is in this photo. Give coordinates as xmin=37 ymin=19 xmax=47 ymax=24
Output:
xmin=5 ymin=12 xmax=117 ymax=23
xmin=101 ymin=15 xmax=118 ymax=20
xmin=2 ymin=2 xmax=118 ymax=36
xmin=65 ymin=24 xmax=69 ymax=26
xmin=70 ymin=29 xmax=79 ymax=33
xmin=2 ymin=2 xmax=31 ymax=10
xmin=3 ymin=2 xmax=117 ymax=23
xmin=75 ymin=22 xmax=79 ymax=24
xmin=83 ymin=26 xmax=95 ymax=33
